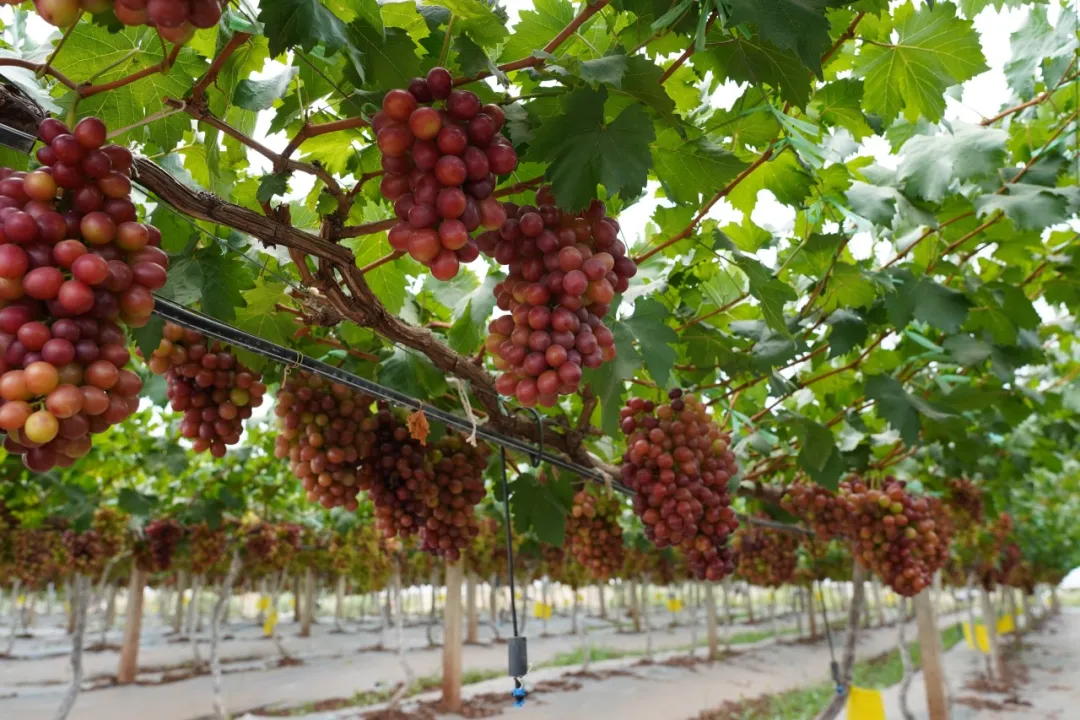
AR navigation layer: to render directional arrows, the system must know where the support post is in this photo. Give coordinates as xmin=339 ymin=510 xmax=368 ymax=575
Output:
xmin=441 ymin=560 xmax=464 ymax=712
xmin=914 ymin=590 xmax=949 ymax=720
xmin=117 ymin=569 xmax=147 ymax=685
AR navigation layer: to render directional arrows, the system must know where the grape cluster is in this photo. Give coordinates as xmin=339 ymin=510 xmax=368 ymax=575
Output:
xmin=780 ymin=481 xmax=849 ymax=541
xmin=565 ymin=487 xmax=625 ymax=580
xmin=732 ymin=520 xmax=800 ymax=587
xmin=12 ymin=527 xmax=68 ymax=588
xmin=0 ymin=117 xmax=159 ymax=472
xmin=377 ymin=67 xmax=517 ymax=280
xmin=22 ymin=1 xmax=226 ymax=45
xmin=360 ymin=406 xmax=489 ymax=561
xmin=273 ymin=371 xmax=375 ymax=511
xmin=945 ymin=478 xmax=983 ymax=528
xmin=838 ymin=477 xmax=950 ymax=596
xmin=478 ymin=188 xmax=637 ymax=406
xmin=63 ymin=506 xmax=125 ymax=577
xmin=146 ymin=323 xmax=265 ymax=457
xmin=618 ymin=389 xmax=740 ymax=582
xmin=140 ymin=517 xmax=184 ymax=572
xmin=186 ymin=522 xmax=225 ymax=576
xmin=242 ymin=521 xmax=301 ymax=574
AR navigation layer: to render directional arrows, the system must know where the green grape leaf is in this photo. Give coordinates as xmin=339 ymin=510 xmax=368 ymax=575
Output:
xmin=447 ymin=274 xmax=501 ymax=354
xmin=452 ymin=35 xmax=508 ymax=84
xmin=425 ymin=0 xmax=508 ymax=48
xmin=699 ymin=33 xmax=811 ymax=106
xmin=974 ymin=185 xmax=1080 ymax=230
xmin=259 ymin=0 xmax=353 ymax=57
xmin=896 ymin=124 xmax=1007 ymax=203
xmin=510 ymin=473 xmax=571 ymax=547
xmin=856 ymin=1 xmax=987 ymax=123
xmin=1004 ymin=6 xmax=1077 ymax=101
xmin=233 ymin=281 xmax=299 ymax=368
xmin=914 ymin=279 xmax=971 ymax=333
xmin=651 ymin=127 xmax=748 ymax=205
xmin=503 ymin=0 xmax=575 ymax=63
xmin=378 ymin=348 xmax=449 ymax=398
xmin=725 ymin=0 xmax=834 ymax=76
xmin=730 ymin=252 xmax=797 ymax=335
xmin=233 ymin=67 xmax=299 ymax=111
xmin=807 ymin=79 xmax=874 ymax=140
xmin=796 ymin=419 xmax=835 ymax=473
xmin=346 ymin=23 xmax=422 ymax=90
xmin=528 ymin=86 xmax=655 ymax=211
xmin=257 ymin=173 xmax=291 ymax=203
xmin=827 ymin=310 xmax=869 ymax=358
xmin=618 ymin=298 xmax=679 ymax=385
xmin=583 ymin=324 xmax=643 ymax=436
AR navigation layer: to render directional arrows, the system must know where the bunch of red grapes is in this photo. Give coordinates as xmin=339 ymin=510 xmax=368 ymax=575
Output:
xmin=618 ymin=389 xmax=740 ymax=582
xmin=838 ymin=476 xmax=950 ymax=596
xmin=22 ymin=0 xmax=225 ymax=45
xmin=732 ymin=519 xmax=800 ymax=587
xmin=139 ymin=517 xmax=184 ymax=572
xmin=186 ymin=522 xmax=225 ymax=576
xmin=11 ymin=527 xmax=69 ymax=587
xmin=63 ymin=507 xmax=125 ymax=577
xmin=359 ymin=405 xmax=489 ymax=561
xmin=273 ymin=371 xmax=376 ymax=511
xmin=780 ymin=482 xmax=850 ymax=541
xmin=146 ymin=322 xmax=265 ymax=457
xmin=242 ymin=520 xmax=302 ymax=572
xmin=976 ymin=512 xmax=1015 ymax=590
xmin=478 ymin=189 xmax=637 ymax=407
xmin=945 ymin=477 xmax=983 ymax=528
xmin=0 ymin=117 xmax=161 ymax=472
xmin=376 ymin=67 xmax=517 ymax=280
xmin=565 ymin=487 xmax=625 ymax=580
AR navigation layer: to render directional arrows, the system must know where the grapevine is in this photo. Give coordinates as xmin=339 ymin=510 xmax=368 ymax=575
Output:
xmin=618 ymin=389 xmax=739 ymax=581
xmin=378 ymin=67 xmax=517 ymax=280
xmin=480 ymin=187 xmax=636 ymax=405
xmin=146 ymin=322 xmax=266 ymax=457
xmin=780 ymin=481 xmax=849 ymax=541
xmin=0 ymin=117 xmax=157 ymax=472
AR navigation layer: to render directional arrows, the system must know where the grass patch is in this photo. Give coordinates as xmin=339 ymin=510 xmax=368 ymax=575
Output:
xmin=538 ymin=646 xmax=636 ymax=668
xmin=704 ymin=623 xmax=964 ymax=720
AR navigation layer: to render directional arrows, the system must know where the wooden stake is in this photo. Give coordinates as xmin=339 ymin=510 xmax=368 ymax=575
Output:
xmin=980 ymin=586 xmax=1006 ymax=681
xmin=466 ymin=570 xmax=478 ymax=644
xmin=705 ymin=582 xmax=718 ymax=660
xmin=117 ymin=568 xmax=147 ymax=684
xmin=299 ymin=568 xmax=314 ymax=637
xmin=914 ymin=590 xmax=949 ymax=720
xmin=441 ymin=560 xmax=464 ymax=712
xmin=172 ymin=570 xmax=188 ymax=634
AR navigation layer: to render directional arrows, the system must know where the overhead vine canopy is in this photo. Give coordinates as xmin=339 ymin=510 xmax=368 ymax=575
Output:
xmin=0 ymin=0 xmax=1078 ymax=558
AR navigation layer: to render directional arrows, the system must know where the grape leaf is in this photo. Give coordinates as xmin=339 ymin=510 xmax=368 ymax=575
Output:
xmin=583 ymin=323 xmax=643 ymax=436
xmin=448 ymin=274 xmax=500 ymax=354
xmin=827 ymin=310 xmax=869 ymax=358
xmin=618 ymin=298 xmax=679 ymax=385
xmin=346 ymin=23 xmax=422 ymax=90
xmin=651 ymin=127 xmax=747 ymax=205
xmin=452 ymin=35 xmax=508 ymax=85
xmin=528 ymin=86 xmax=655 ymax=211
xmin=727 ymin=250 xmax=796 ymax=335
xmin=975 ymin=185 xmax=1080 ymax=230
xmin=865 ymin=374 xmax=954 ymax=445
xmin=725 ymin=0 xmax=834 ymax=76
xmin=796 ymin=419 xmax=835 ymax=473
xmin=807 ymin=79 xmax=873 ymax=140
xmin=343 ymin=235 xmax=409 ymax=314
xmin=424 ymin=0 xmax=508 ymax=48
xmin=259 ymin=0 xmax=353 ymax=57
xmin=233 ymin=67 xmax=299 ymax=111
xmin=616 ymin=56 xmax=678 ymax=120
xmin=502 ymin=0 xmax=575 ymax=63
xmin=726 ymin=149 xmax=813 ymax=213
xmin=698 ymin=33 xmax=811 ymax=106
xmin=855 ymin=1 xmax=987 ymax=123
xmin=1004 ymin=6 xmax=1077 ymax=100
xmin=378 ymin=348 xmax=449 ymax=398
xmin=819 ymin=264 xmax=879 ymax=313
xmin=510 ymin=472 xmax=572 ymax=547
xmin=896 ymin=123 xmax=1007 ymax=203
xmin=913 ymin=279 xmax=971 ymax=333
xmin=233 ymin=281 xmax=299 ymax=368
xmin=257 ymin=173 xmax=291 ymax=203
xmin=193 ymin=245 xmax=257 ymax=323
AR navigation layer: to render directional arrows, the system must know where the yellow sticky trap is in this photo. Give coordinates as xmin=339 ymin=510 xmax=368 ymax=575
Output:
xmin=533 ymin=602 xmax=552 ymax=619
xmin=962 ymin=622 xmax=991 ymax=653
xmin=997 ymin=614 xmax=1015 ymax=635
xmin=17 ymin=594 xmax=25 ymax=604
xmin=846 ymin=687 xmax=885 ymax=720
xmin=667 ymin=598 xmax=683 ymax=613
xmin=263 ymin=609 xmax=279 ymax=637
xmin=257 ymin=596 xmax=270 ymax=611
